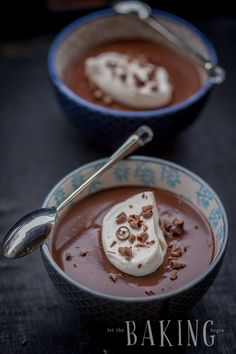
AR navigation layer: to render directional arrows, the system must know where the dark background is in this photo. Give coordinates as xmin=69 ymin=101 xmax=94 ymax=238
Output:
xmin=1 ymin=0 xmax=236 ymax=40
xmin=0 ymin=1 xmax=235 ymax=353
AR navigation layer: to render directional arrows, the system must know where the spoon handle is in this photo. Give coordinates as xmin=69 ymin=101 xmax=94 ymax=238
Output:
xmin=145 ymin=16 xmax=225 ymax=84
xmin=113 ymin=0 xmax=225 ymax=84
xmin=57 ymin=126 xmax=153 ymax=212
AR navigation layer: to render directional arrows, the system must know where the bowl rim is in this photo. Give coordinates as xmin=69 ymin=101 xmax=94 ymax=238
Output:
xmin=41 ymin=156 xmax=228 ymax=303
xmin=48 ymin=8 xmax=217 ymax=118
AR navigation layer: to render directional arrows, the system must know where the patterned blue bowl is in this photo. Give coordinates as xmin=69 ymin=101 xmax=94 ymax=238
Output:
xmin=48 ymin=9 xmax=218 ymax=149
xmin=41 ymin=156 xmax=228 ymax=322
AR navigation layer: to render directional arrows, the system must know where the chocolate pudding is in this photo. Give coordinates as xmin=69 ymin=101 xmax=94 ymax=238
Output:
xmin=63 ymin=40 xmax=202 ymax=111
xmin=52 ymin=187 xmax=214 ymax=297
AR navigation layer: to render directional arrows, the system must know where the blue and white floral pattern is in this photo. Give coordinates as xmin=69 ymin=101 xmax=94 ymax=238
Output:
xmin=209 ymin=208 xmax=222 ymax=229
xmin=88 ymin=181 xmax=102 ymax=193
xmin=113 ymin=161 xmax=129 ymax=182
xmin=71 ymin=172 xmax=85 ymax=190
xmin=135 ymin=162 xmax=156 ymax=186
xmin=216 ymin=224 xmax=224 ymax=242
xmin=161 ymin=165 xmax=181 ymax=189
xmin=93 ymin=162 xmax=105 ymax=171
xmin=197 ymin=186 xmax=213 ymax=208
xmin=54 ymin=187 xmax=66 ymax=206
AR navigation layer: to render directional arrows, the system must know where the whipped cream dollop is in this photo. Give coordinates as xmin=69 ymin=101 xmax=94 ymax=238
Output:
xmin=102 ymin=192 xmax=167 ymax=276
xmin=85 ymin=52 xmax=173 ymax=109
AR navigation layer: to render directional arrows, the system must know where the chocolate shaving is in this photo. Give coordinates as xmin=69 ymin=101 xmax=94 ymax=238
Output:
xmin=110 ymin=240 xmax=117 ymax=248
xmin=138 ymin=54 xmax=148 ymax=65
xmin=109 ymin=273 xmax=118 ymax=283
xmin=138 ymin=264 xmax=143 ymax=269
xmin=170 ymin=270 xmax=178 ymax=281
xmin=120 ymin=72 xmax=127 ymax=81
xmin=161 ymin=210 xmax=171 ymax=217
xmin=79 ymin=250 xmax=88 ymax=257
xmin=129 ymin=204 xmax=133 ymax=208
xmin=93 ymin=223 xmax=101 ymax=230
xmin=93 ymin=89 xmax=103 ymax=100
xmin=150 ymin=82 xmax=158 ymax=92
xmin=109 ymin=272 xmax=123 ymax=282
xmin=118 ymin=247 xmax=133 ymax=260
xmin=183 ymin=246 xmax=188 ymax=253
xmin=141 ymin=204 xmax=153 ymax=219
xmin=85 ymin=220 xmax=92 ymax=229
xmin=128 ymin=214 xmax=141 ymax=221
xmin=103 ymin=95 xmax=113 ymax=104
xmin=135 ymin=243 xmax=149 ymax=248
xmin=133 ymin=73 xmax=145 ymax=87
xmin=160 ymin=219 xmax=172 ymax=235
xmin=172 ymin=219 xmax=185 ymax=236
xmin=128 ymin=214 xmax=142 ymax=229
xmin=170 ymin=247 xmax=183 ymax=258
xmin=148 ymin=67 xmax=156 ymax=80
xmin=65 ymin=252 xmax=73 ymax=261
xmin=106 ymin=59 xmax=117 ymax=68
xmin=142 ymin=210 xmax=153 ymax=219
xmin=116 ymin=212 xmax=127 ymax=224
xmin=116 ymin=226 xmax=130 ymax=240
xmin=146 ymin=240 xmax=155 ymax=246
xmin=168 ymin=256 xmax=177 ymax=261
xmin=73 ymin=264 xmax=77 ymax=268
xmin=170 ymin=260 xmax=186 ymax=270
xmin=145 ymin=288 xmax=155 ymax=296
xmin=142 ymin=204 xmax=153 ymax=213
xmin=160 ymin=218 xmax=185 ymax=237
xmin=129 ymin=219 xmax=142 ymax=229
xmin=143 ymin=224 xmax=148 ymax=232
xmin=128 ymin=234 xmax=136 ymax=244
xmin=137 ymin=231 xmax=149 ymax=243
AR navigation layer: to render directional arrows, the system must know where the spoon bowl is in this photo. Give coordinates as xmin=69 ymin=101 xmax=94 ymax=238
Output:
xmin=2 ymin=126 xmax=153 ymax=259
xmin=3 ymin=208 xmax=56 ymax=259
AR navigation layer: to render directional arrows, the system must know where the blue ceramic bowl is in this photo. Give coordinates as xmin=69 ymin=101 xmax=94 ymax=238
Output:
xmin=41 ymin=156 xmax=228 ymax=322
xmin=48 ymin=9 xmax=218 ymax=149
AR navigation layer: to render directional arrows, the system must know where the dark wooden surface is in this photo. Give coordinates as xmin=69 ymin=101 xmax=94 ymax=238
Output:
xmin=0 ymin=17 xmax=235 ymax=354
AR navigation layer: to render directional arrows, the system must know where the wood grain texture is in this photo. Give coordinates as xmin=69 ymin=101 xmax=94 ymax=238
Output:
xmin=0 ymin=17 xmax=235 ymax=354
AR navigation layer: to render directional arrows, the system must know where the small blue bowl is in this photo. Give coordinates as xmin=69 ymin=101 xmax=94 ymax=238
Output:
xmin=48 ymin=9 xmax=218 ymax=148
xmin=42 ymin=156 xmax=228 ymax=322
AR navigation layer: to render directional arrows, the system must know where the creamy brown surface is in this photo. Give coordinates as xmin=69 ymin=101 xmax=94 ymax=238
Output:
xmin=63 ymin=39 xmax=202 ymax=111
xmin=52 ymin=187 xmax=214 ymax=297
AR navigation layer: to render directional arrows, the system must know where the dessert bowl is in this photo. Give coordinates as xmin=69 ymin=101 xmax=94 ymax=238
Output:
xmin=48 ymin=8 xmax=219 ymax=149
xmin=41 ymin=156 xmax=228 ymax=322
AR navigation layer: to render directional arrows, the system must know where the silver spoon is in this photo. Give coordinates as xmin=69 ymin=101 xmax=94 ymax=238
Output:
xmin=2 ymin=126 xmax=153 ymax=259
xmin=113 ymin=0 xmax=225 ymax=84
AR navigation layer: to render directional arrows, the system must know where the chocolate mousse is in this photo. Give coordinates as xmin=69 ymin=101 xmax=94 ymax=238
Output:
xmin=52 ymin=187 xmax=215 ymax=297
xmin=63 ymin=39 xmax=202 ymax=111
